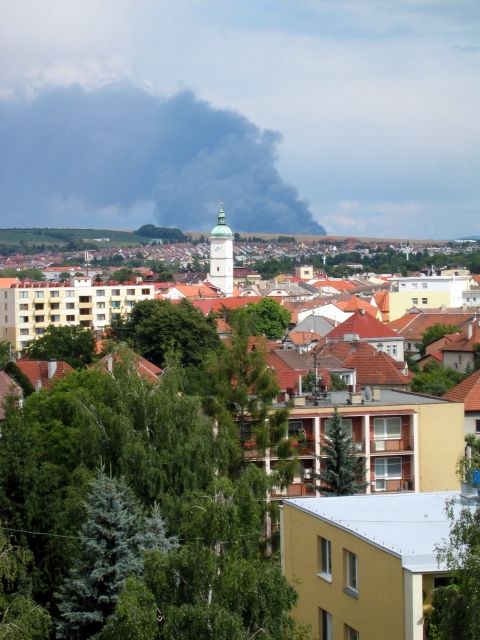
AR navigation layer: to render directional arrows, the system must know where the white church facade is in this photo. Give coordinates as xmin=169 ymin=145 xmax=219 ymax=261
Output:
xmin=208 ymin=206 xmax=234 ymax=296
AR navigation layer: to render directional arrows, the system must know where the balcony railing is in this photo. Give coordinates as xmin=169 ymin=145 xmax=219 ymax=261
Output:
xmin=271 ymin=482 xmax=315 ymax=498
xmin=370 ymin=438 xmax=413 ymax=453
xmin=371 ymin=478 xmax=414 ymax=493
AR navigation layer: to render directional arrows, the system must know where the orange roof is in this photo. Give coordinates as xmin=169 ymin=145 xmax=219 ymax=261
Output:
xmin=374 ymin=290 xmax=389 ymax=313
xmin=311 ymin=280 xmax=356 ymax=292
xmin=287 ymin=331 xmax=322 ymax=346
xmin=191 ymin=297 xmax=265 ymax=315
xmin=170 ymin=283 xmax=221 ymax=299
xmin=443 ymin=368 xmax=480 ymax=411
xmin=326 ymin=310 xmax=399 ymax=340
xmin=97 ymin=352 xmax=162 ymax=382
xmin=0 ymin=277 xmax=19 ymax=288
xmin=336 ymin=296 xmax=379 ymax=318
xmin=317 ymin=342 xmax=410 ymax=387
xmin=16 ymin=359 xmax=74 ymax=390
xmin=387 ymin=311 xmax=473 ymax=340
xmin=215 ymin=318 xmax=232 ymax=335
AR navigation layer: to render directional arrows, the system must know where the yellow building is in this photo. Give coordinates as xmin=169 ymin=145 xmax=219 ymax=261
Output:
xmin=388 ymin=275 xmax=471 ymax=321
xmin=281 ymin=491 xmax=466 ymax=640
xmin=243 ymin=389 xmax=465 ymax=498
xmin=0 ymin=277 xmax=155 ymax=351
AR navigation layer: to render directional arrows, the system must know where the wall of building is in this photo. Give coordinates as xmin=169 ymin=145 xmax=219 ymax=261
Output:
xmin=417 ymin=401 xmax=464 ymax=491
xmin=389 ymin=290 xmax=452 ymax=321
xmin=281 ymin=503 xmax=406 ymax=640
xmin=442 ymin=351 xmax=474 ymax=373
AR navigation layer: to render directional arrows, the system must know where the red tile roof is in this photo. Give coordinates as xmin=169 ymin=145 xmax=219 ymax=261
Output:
xmin=16 ymin=359 xmax=74 ymax=390
xmin=336 ymin=296 xmax=379 ymax=318
xmin=443 ymin=368 xmax=480 ymax=411
xmin=98 ymin=353 xmax=162 ymax=382
xmin=190 ymin=297 xmax=264 ymax=315
xmin=387 ymin=311 xmax=473 ymax=341
xmin=311 ymin=279 xmax=356 ymax=292
xmin=287 ymin=331 xmax=322 ymax=346
xmin=0 ymin=371 xmax=22 ymax=420
xmin=326 ymin=310 xmax=399 ymax=340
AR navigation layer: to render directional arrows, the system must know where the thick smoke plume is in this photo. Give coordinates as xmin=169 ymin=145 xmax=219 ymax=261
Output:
xmin=0 ymin=84 xmax=325 ymax=234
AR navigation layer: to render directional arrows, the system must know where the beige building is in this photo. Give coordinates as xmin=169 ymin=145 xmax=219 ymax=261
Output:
xmin=281 ymin=491 xmax=467 ymax=640
xmin=388 ymin=275 xmax=471 ymax=321
xmin=243 ymin=389 xmax=464 ymax=498
xmin=0 ymin=277 xmax=154 ymax=351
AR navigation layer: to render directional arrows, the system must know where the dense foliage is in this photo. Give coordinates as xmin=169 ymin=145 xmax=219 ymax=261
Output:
xmin=410 ymin=361 xmax=465 ymax=396
xmin=22 ymin=325 xmax=96 ymax=368
xmin=416 ymin=323 xmax=459 ymax=356
xmin=245 ymin=298 xmax=291 ymax=339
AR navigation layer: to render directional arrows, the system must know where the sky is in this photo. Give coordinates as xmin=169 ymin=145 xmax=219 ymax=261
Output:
xmin=0 ymin=0 xmax=479 ymax=238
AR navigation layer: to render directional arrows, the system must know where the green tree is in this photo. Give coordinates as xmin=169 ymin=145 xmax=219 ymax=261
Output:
xmin=112 ymin=268 xmax=140 ymax=283
xmin=411 ymin=361 xmax=465 ymax=396
xmin=431 ymin=499 xmax=480 ymax=639
xmin=314 ymin=407 xmax=366 ymax=496
xmin=246 ymin=298 xmax=291 ymax=339
xmin=108 ymin=299 xmax=221 ymax=370
xmin=416 ymin=323 xmax=459 ymax=356
xmin=0 ymin=340 xmax=10 ymax=370
xmin=22 ymin=325 xmax=95 ymax=368
xmin=101 ymin=577 xmax=159 ymax=640
xmin=0 ymin=529 xmax=51 ymax=639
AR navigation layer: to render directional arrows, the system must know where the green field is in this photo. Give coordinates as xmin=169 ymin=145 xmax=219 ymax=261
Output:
xmin=0 ymin=228 xmax=146 ymax=247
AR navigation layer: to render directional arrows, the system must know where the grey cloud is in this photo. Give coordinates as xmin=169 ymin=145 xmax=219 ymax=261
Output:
xmin=0 ymin=84 xmax=325 ymax=234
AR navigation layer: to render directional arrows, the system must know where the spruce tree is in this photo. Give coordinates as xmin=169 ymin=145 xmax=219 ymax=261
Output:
xmin=55 ymin=471 xmax=144 ymax=639
xmin=315 ymin=407 xmax=366 ymax=496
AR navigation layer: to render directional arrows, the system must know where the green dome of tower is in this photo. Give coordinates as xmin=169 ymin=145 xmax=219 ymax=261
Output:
xmin=210 ymin=206 xmax=233 ymax=238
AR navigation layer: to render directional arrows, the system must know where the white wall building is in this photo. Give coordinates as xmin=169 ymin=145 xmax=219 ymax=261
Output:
xmin=208 ymin=207 xmax=234 ymax=297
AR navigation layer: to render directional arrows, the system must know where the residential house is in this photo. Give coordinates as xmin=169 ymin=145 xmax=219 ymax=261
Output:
xmin=443 ymin=368 xmax=480 ymax=436
xmin=438 ymin=319 xmax=480 ymax=372
xmin=16 ymin=359 xmax=74 ymax=391
xmin=324 ymin=309 xmax=405 ymax=362
xmin=281 ymin=491 xmax=465 ymax=640
xmin=0 ymin=371 xmax=22 ymax=420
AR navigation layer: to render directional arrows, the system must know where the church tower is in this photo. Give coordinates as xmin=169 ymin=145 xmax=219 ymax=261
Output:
xmin=208 ymin=206 xmax=234 ymax=297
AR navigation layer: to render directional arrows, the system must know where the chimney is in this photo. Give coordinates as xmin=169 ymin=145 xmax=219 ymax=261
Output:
xmin=298 ymin=374 xmax=303 ymax=396
xmin=372 ymin=387 xmax=381 ymax=401
xmin=467 ymin=323 xmax=473 ymax=340
xmin=47 ymin=359 xmax=57 ymax=379
xmin=359 ymin=308 xmax=365 ymax=316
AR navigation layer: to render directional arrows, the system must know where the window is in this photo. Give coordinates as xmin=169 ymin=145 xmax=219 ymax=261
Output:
xmin=112 ymin=312 xmax=121 ymax=321
xmin=411 ymin=282 xmax=418 ymax=289
xmin=65 ymin=290 xmax=75 ymax=297
xmin=374 ymin=417 xmax=401 ymax=440
xmin=35 ymin=328 xmax=45 ymax=335
xmin=411 ymin=298 xmax=418 ymax=305
xmin=126 ymin=300 xmax=134 ymax=308
xmin=35 ymin=315 xmax=44 ymax=323
xmin=127 ymin=288 xmax=135 ymax=295
xmin=50 ymin=303 xmax=60 ymax=310
xmin=34 ymin=303 xmax=44 ymax=310
xmin=96 ymin=314 xmax=105 ymax=321
xmin=112 ymin=289 xmax=120 ymax=296
xmin=20 ymin=340 xmax=30 ymax=348
xmin=421 ymin=298 xmax=428 ymax=304
xmin=19 ymin=303 xmax=28 ymax=310
xmin=319 ymin=609 xmax=332 ymax=640
xmin=19 ymin=291 xmax=28 ymax=299
xmin=345 ymin=550 xmax=358 ymax=594
xmin=20 ymin=328 xmax=29 ymax=336
xmin=375 ymin=457 xmax=402 ymax=481
xmin=97 ymin=301 xmax=105 ymax=309
xmin=51 ymin=315 xmax=60 ymax=322
xmin=66 ymin=315 xmax=75 ymax=322
xmin=34 ymin=291 xmax=44 ymax=298
xmin=111 ymin=301 xmax=120 ymax=309
xmin=475 ymin=420 xmax=480 ymax=434
xmin=20 ymin=316 xmax=28 ymax=323
xmin=318 ymin=537 xmax=332 ymax=579
xmin=325 ymin=417 xmax=352 ymax=438
xmin=421 ymin=282 xmax=428 ymax=289
xmin=141 ymin=288 xmax=149 ymax=295
xmin=51 ymin=290 xmax=59 ymax=297
xmin=345 ymin=625 xmax=359 ymax=640
xmin=79 ymin=308 xmax=90 ymax=316
xmin=96 ymin=289 xmax=105 ymax=296
xmin=79 ymin=296 xmax=91 ymax=303
xmin=66 ymin=302 xmax=75 ymax=310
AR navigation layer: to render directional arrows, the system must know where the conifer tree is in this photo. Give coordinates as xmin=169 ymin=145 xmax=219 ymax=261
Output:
xmin=55 ymin=471 xmax=145 ymax=639
xmin=315 ymin=407 xmax=366 ymax=496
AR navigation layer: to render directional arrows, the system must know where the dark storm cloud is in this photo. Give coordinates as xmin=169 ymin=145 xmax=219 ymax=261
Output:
xmin=0 ymin=84 xmax=325 ymax=234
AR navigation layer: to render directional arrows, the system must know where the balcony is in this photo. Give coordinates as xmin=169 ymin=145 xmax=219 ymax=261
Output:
xmin=271 ymin=482 xmax=315 ymax=499
xmin=371 ymin=478 xmax=414 ymax=493
xmin=370 ymin=438 xmax=413 ymax=453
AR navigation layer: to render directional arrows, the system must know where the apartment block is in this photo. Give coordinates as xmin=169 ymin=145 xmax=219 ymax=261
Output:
xmin=243 ymin=389 xmax=464 ymax=498
xmin=388 ymin=275 xmax=471 ymax=321
xmin=281 ymin=491 xmax=465 ymax=640
xmin=0 ymin=277 xmax=154 ymax=351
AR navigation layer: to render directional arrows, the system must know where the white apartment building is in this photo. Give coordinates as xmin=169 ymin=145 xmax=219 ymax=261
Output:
xmin=0 ymin=276 xmax=155 ymax=351
xmin=389 ymin=275 xmax=471 ymax=320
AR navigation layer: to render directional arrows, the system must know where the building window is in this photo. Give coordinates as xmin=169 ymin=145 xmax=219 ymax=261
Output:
xmin=374 ymin=417 xmax=401 ymax=440
xmin=19 ymin=291 xmax=28 ymax=299
xmin=66 ymin=315 xmax=75 ymax=322
xmin=19 ymin=304 xmax=28 ymax=310
xmin=317 ymin=537 xmax=332 ymax=580
xmin=20 ymin=316 xmax=29 ymax=323
xmin=20 ymin=328 xmax=29 ymax=336
xmin=112 ymin=289 xmax=120 ymax=296
xmin=79 ymin=308 xmax=90 ymax=316
xmin=111 ymin=301 xmax=121 ymax=309
xmin=319 ymin=609 xmax=333 ymax=640
xmin=50 ymin=303 xmax=60 ymax=310
xmin=79 ymin=296 xmax=91 ymax=303
xmin=35 ymin=315 xmax=44 ymax=323
xmin=127 ymin=288 xmax=135 ymax=295
xmin=65 ymin=290 xmax=75 ymax=297
xmin=20 ymin=340 xmax=30 ymax=348
xmin=475 ymin=420 xmax=480 ymax=434
xmin=96 ymin=290 xmax=105 ymax=296
xmin=421 ymin=298 xmax=428 ymax=304
xmin=141 ymin=288 xmax=150 ymax=295
xmin=97 ymin=302 xmax=105 ymax=309
xmin=344 ymin=550 xmax=358 ymax=594
xmin=325 ymin=417 xmax=352 ymax=438
xmin=66 ymin=302 xmax=75 ymax=310
xmin=112 ymin=313 xmax=121 ymax=320
xmin=34 ymin=291 xmax=44 ymax=299
xmin=411 ymin=298 xmax=418 ymax=305
xmin=96 ymin=314 xmax=105 ymax=321
xmin=34 ymin=303 xmax=44 ymax=310
xmin=345 ymin=625 xmax=359 ymax=640
xmin=374 ymin=457 xmax=402 ymax=487
xmin=51 ymin=290 xmax=59 ymax=297
xmin=421 ymin=282 xmax=428 ymax=289
xmin=51 ymin=315 xmax=60 ymax=322
xmin=35 ymin=328 xmax=45 ymax=335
